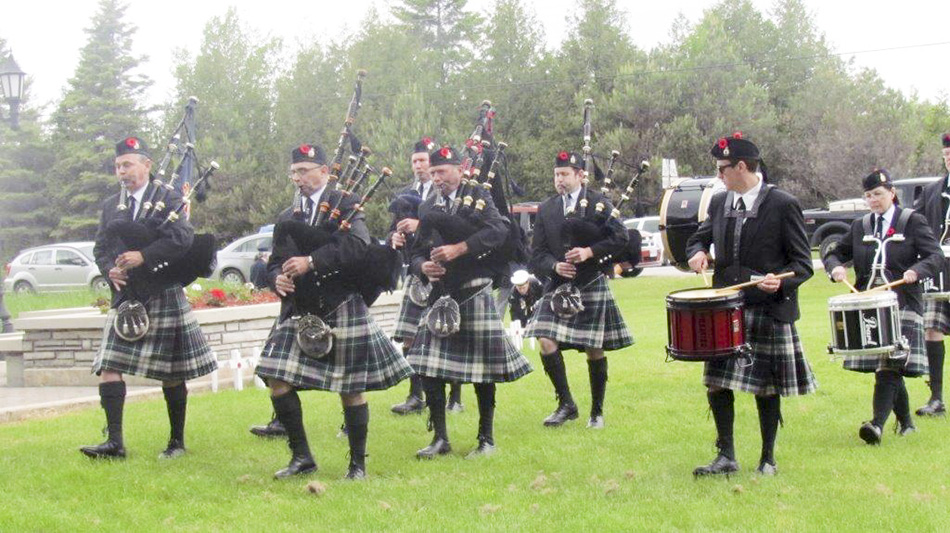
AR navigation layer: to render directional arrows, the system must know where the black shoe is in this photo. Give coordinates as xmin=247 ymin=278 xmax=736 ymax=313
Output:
xmin=897 ymin=421 xmax=917 ymax=436
xmin=344 ymin=463 xmax=367 ymax=480
xmin=543 ymin=402 xmax=579 ymax=427
xmin=416 ymin=437 xmax=452 ymax=459
xmin=391 ymin=395 xmax=426 ymax=415
xmin=465 ymin=439 xmax=496 ymax=459
xmin=755 ymin=461 xmax=778 ymax=476
xmin=587 ymin=414 xmax=605 ymax=429
xmin=859 ymin=421 xmax=882 ymax=445
xmin=274 ymin=455 xmax=318 ymax=479
xmin=915 ymin=399 xmax=946 ymax=417
xmin=80 ymin=440 xmax=127 ymax=460
xmin=446 ymin=400 xmax=464 ymax=413
xmin=158 ymin=439 xmax=186 ymax=459
xmin=250 ymin=418 xmax=287 ymax=438
xmin=692 ymin=454 xmax=739 ymax=477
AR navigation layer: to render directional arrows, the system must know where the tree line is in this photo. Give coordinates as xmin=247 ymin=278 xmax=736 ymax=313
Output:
xmin=2 ymin=0 xmax=949 ymax=261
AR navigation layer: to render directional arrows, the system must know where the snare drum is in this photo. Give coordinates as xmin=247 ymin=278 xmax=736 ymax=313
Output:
xmin=827 ymin=291 xmax=901 ymax=358
xmin=922 ymin=245 xmax=950 ymax=302
xmin=666 ymin=288 xmax=749 ymax=361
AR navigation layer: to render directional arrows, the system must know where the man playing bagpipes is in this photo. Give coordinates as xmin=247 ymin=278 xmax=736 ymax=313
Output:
xmin=81 ymin=137 xmax=217 ymax=460
xmin=525 ymin=150 xmax=633 ymax=430
xmin=389 ymin=136 xmax=464 ymax=415
xmin=407 ymin=144 xmax=532 ymax=459
xmin=253 ymin=144 xmax=412 ymax=480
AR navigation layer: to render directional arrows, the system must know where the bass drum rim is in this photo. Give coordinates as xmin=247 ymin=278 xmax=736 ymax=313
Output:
xmin=660 ymin=177 xmax=723 ymax=272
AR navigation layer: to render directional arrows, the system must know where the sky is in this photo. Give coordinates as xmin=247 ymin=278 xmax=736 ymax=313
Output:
xmin=3 ymin=0 xmax=949 ymax=115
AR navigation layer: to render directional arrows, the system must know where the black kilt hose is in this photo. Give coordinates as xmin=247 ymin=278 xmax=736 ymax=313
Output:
xmin=392 ymin=289 xmax=426 ymax=342
xmin=256 ymin=294 xmax=412 ymax=393
xmin=407 ymin=279 xmax=533 ymax=383
xmin=842 ymin=309 xmax=928 ymax=377
xmin=94 ymin=285 xmax=217 ymax=381
xmin=526 ymin=274 xmax=633 ymax=351
xmin=704 ymin=306 xmax=817 ymax=396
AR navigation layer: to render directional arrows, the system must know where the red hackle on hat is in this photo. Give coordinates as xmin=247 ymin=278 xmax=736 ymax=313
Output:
xmin=558 ymin=151 xmax=569 ymax=161
xmin=718 ymin=138 xmax=728 ymax=150
xmin=732 ymin=131 xmax=743 ymax=139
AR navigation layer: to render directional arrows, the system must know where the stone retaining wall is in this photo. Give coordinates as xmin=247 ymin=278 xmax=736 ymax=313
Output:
xmin=3 ymin=291 xmax=403 ymax=387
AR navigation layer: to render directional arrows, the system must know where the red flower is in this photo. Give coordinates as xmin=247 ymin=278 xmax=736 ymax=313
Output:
xmin=125 ymin=137 xmax=138 ymax=149
xmin=886 ymin=227 xmax=895 ymax=237
xmin=558 ymin=151 xmax=569 ymax=161
xmin=732 ymin=131 xmax=743 ymax=139
xmin=299 ymin=144 xmax=312 ymax=155
xmin=718 ymin=138 xmax=728 ymax=150
xmin=210 ymin=288 xmax=226 ymax=300
xmin=422 ymin=136 xmax=432 ymax=146
xmin=440 ymin=146 xmax=451 ymax=158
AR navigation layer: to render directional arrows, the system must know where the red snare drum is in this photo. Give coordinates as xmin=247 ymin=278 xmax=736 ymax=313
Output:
xmin=666 ymin=288 xmax=749 ymax=361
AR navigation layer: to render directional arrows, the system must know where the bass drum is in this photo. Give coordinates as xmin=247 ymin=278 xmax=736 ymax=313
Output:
xmin=659 ymin=177 xmax=725 ymax=271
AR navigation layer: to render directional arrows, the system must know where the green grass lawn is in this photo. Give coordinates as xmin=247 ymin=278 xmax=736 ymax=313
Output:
xmin=2 ymin=275 xmax=950 ymax=531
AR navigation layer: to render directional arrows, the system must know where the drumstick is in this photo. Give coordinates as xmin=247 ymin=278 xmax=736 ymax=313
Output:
xmin=700 ymin=268 xmax=711 ymax=287
xmin=864 ymin=278 xmax=908 ymax=293
xmin=841 ymin=279 xmax=859 ymax=293
xmin=716 ymin=271 xmax=795 ymax=293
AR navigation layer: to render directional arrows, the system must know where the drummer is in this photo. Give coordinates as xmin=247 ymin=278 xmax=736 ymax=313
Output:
xmin=911 ymin=133 xmax=950 ymax=417
xmin=686 ymin=133 xmax=816 ymax=476
xmin=824 ymin=169 xmax=943 ymax=444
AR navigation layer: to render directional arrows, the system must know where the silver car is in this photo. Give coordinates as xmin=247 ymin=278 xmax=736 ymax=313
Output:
xmin=3 ymin=242 xmax=109 ymax=293
xmin=211 ymin=233 xmax=273 ymax=285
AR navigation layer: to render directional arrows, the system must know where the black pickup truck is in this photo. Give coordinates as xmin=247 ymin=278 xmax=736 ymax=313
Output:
xmin=805 ymin=177 xmax=940 ymax=257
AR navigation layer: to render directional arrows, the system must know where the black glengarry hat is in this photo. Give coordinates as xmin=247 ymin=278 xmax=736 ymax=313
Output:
xmin=862 ymin=168 xmax=893 ymax=192
xmin=115 ymin=136 xmax=151 ymax=159
xmin=292 ymin=143 xmax=326 ymax=164
xmin=555 ymin=150 xmax=584 ymax=170
xmin=429 ymin=144 xmax=461 ymax=166
xmin=414 ymin=136 xmax=437 ymax=154
xmin=711 ymin=131 xmax=760 ymax=160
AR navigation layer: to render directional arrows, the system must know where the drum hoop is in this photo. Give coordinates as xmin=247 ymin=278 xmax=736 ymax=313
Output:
xmin=827 ymin=291 xmax=898 ymax=310
xmin=666 ymin=343 xmax=750 ymax=362
xmin=832 ymin=346 xmax=898 ymax=359
xmin=923 ymin=292 xmax=950 ymax=302
xmin=667 ymin=287 xmax=742 ymax=303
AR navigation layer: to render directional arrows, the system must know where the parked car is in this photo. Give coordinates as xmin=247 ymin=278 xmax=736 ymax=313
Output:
xmin=3 ymin=242 xmax=109 ymax=293
xmin=623 ymin=217 xmax=666 ymax=276
xmin=211 ymin=233 xmax=273 ymax=285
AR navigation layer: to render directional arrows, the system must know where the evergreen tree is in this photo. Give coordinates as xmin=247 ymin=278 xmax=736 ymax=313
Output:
xmin=48 ymin=0 xmax=152 ymax=240
xmin=0 ymin=39 xmax=57 ymax=261
xmin=392 ymin=0 xmax=482 ymax=87
xmin=165 ymin=8 xmax=281 ymax=240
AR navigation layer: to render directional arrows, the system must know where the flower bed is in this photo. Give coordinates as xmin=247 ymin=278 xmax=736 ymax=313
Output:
xmin=187 ymin=283 xmax=280 ymax=310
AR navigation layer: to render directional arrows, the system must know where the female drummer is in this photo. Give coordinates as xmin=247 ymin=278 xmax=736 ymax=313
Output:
xmin=824 ymin=169 xmax=943 ymax=444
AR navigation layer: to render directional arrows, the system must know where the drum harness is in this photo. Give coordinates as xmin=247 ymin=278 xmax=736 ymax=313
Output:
xmin=862 ymin=209 xmax=913 ymax=291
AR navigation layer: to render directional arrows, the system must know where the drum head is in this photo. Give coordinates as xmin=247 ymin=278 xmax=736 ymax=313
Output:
xmin=827 ymin=291 xmax=898 ymax=311
xmin=114 ymin=300 xmax=149 ymax=342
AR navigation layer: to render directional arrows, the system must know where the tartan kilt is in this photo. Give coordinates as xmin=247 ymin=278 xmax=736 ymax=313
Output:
xmin=704 ymin=306 xmax=817 ymax=397
xmin=842 ymin=308 xmax=928 ymax=377
xmin=93 ymin=285 xmax=217 ymax=381
xmin=407 ymin=279 xmax=532 ymax=383
xmin=923 ymin=298 xmax=950 ymax=334
xmin=525 ymin=274 xmax=633 ymax=352
xmin=255 ymin=294 xmax=412 ymax=393
xmin=392 ymin=289 xmax=426 ymax=342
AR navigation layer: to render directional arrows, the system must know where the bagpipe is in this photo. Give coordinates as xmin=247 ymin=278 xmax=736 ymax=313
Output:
xmin=414 ymin=101 xmax=519 ymax=337
xmin=107 ymin=106 xmax=220 ymax=342
xmin=550 ymin=99 xmax=648 ymax=319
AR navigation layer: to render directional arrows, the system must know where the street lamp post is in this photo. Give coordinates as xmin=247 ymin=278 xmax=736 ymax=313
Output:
xmin=0 ymin=53 xmax=25 ymax=331
xmin=0 ymin=54 xmax=26 ymax=130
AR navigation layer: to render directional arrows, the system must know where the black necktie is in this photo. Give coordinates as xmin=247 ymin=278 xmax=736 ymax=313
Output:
xmin=875 ymin=215 xmax=884 ymax=239
xmin=128 ymin=196 xmax=137 ymax=218
xmin=305 ymin=197 xmax=315 ymax=217
xmin=732 ymin=197 xmax=747 ymax=264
